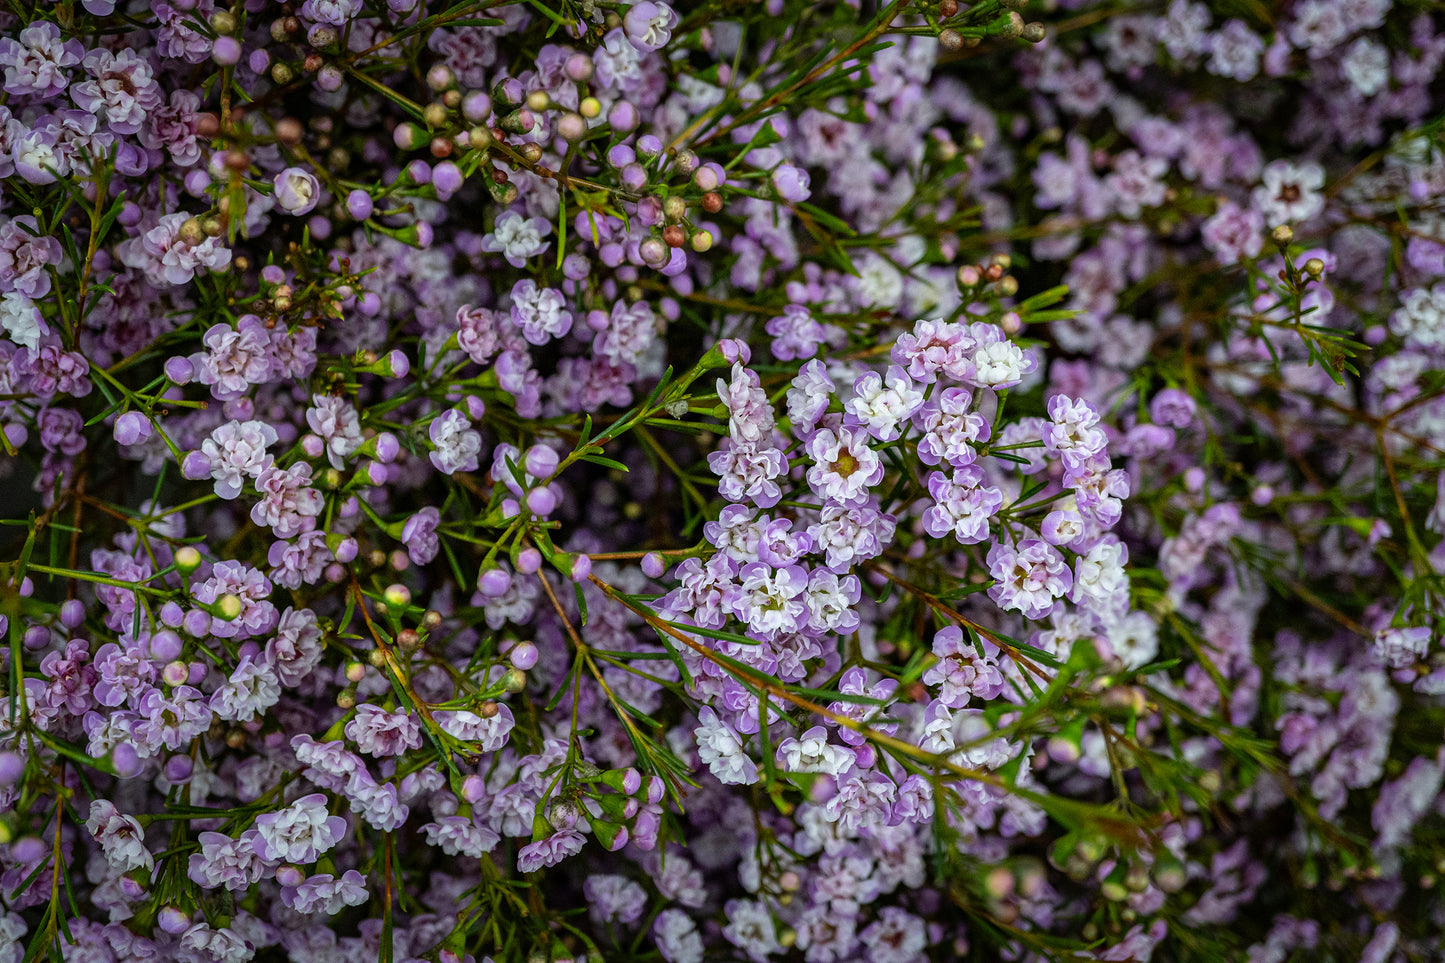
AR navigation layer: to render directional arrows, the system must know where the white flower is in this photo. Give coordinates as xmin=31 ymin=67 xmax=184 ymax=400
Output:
xmin=1342 ymin=37 xmax=1389 ymax=97
xmin=775 ymin=726 xmax=856 ymax=775
xmin=694 ymin=707 xmax=758 ymax=785
xmin=86 ymin=800 xmax=154 ymax=872
xmin=846 ymin=365 xmax=925 ymax=441
xmin=1390 ymin=284 xmax=1445 ymax=352
xmin=1251 ymin=160 xmax=1325 ymax=226
xmin=0 ymin=291 xmax=46 ymax=351
xmin=481 ymin=211 xmax=551 ymax=268
xmin=969 ymin=340 xmax=1032 ymax=389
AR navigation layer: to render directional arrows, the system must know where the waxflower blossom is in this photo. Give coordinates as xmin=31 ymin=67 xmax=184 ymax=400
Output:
xmin=306 ymin=394 xmax=363 ymax=470
xmin=85 ymin=800 xmax=154 ymax=873
xmin=253 ymin=794 xmax=347 ymax=864
xmin=6 ymin=0 xmax=1445 ymax=957
xmin=482 ymin=211 xmax=552 ymax=267
xmin=273 ymin=167 xmax=322 ymax=215
xmin=129 ymin=212 xmax=232 ymax=286
xmin=0 ymin=216 xmax=64 ymax=300
xmin=805 ymin=426 xmax=884 ymax=504
xmin=0 ymin=292 xmax=46 ymax=352
xmin=1252 ymin=160 xmax=1326 ymax=225
xmin=694 ymin=707 xmax=758 ymax=785
xmin=428 ymin=408 xmax=483 ymax=474
xmin=623 ymin=1 xmax=678 ymax=51
xmin=0 ymin=21 xmax=83 ymax=98
xmin=510 ymin=280 xmax=573 ymax=345
xmin=201 ymin=420 xmax=279 ymax=499
xmin=846 ymin=365 xmax=925 ymax=441
xmin=987 ymin=539 xmax=1074 ymax=620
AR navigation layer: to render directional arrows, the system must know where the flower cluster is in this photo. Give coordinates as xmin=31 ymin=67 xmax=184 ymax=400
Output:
xmin=1 ymin=0 xmax=1444 ymax=961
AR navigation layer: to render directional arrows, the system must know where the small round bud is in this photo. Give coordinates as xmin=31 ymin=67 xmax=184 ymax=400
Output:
xmin=503 ymin=668 xmax=528 ymax=692
xmin=690 ymin=229 xmax=713 ymax=252
xmin=175 ymin=546 xmax=202 ymax=574
xmin=663 ymin=195 xmax=687 ymax=221
xmin=557 ymin=112 xmax=587 ymax=142
xmin=517 ymin=547 xmax=543 ymax=574
xmin=938 ymin=28 xmax=963 ymax=50
xmin=701 ymin=191 xmax=723 ymax=213
xmin=336 ymin=687 xmax=357 ymax=709
xmin=509 ymin=641 xmax=539 ymax=670
xmin=1020 ymin=22 xmax=1046 ymax=42
xmin=216 ymin=594 xmax=243 ymax=621
xmin=383 ymin=584 xmax=412 ymax=608
xmin=526 ymin=90 xmax=550 ymax=112
xmin=1271 ymin=224 xmax=1294 ymax=245
xmin=663 ymin=224 xmax=686 ymax=248
xmin=1303 ymin=257 xmax=1325 ymax=277
xmin=477 ymin=700 xmax=500 ymax=718
xmin=179 ymin=217 xmax=206 ymax=246
xmin=423 ymin=102 xmax=449 ymax=129
xmin=345 ymin=661 xmax=367 ymax=683
xmin=460 ymin=774 xmax=487 ymax=802
xmin=957 ymin=264 xmax=980 ymax=287
xmin=158 ymin=907 xmax=192 ymax=935
xmin=939 ymin=0 xmax=959 ymax=16
xmin=997 ymin=275 xmax=1019 ymax=297
xmin=0 ymin=752 xmax=24 ymax=787
xmin=580 ymin=97 xmax=602 ymax=119
xmin=162 ymin=661 xmax=190 ymax=686
xmin=270 ymin=62 xmax=295 ymax=85
xmin=641 ymin=552 xmax=666 ymax=578
xmin=426 ymin=63 xmax=456 ymax=91
xmin=210 ymin=10 xmax=236 ymax=34
xmin=211 ymin=36 xmax=242 ymax=66
xmin=639 ymin=238 xmax=669 ymax=267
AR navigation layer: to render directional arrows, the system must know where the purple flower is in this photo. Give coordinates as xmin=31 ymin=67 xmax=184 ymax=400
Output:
xmin=251 ymin=463 xmax=324 ymax=537
xmin=201 ymin=420 xmax=278 ymax=499
xmin=73 ymin=48 xmax=163 ymax=136
xmin=428 ymin=408 xmax=482 ymax=474
xmin=306 ymin=394 xmax=363 ymax=469
xmin=128 ymin=212 xmax=231 ymax=286
xmin=623 ymin=1 xmax=677 ymax=51
xmin=0 ymin=22 xmax=83 ymax=99
xmin=510 ymin=280 xmax=573 ymax=345
xmin=517 ymin=828 xmax=586 ymax=873
xmin=0 ymin=216 xmax=63 ymax=299
xmin=281 ymin=870 xmax=368 ymax=915
xmin=771 ymin=164 xmax=812 ymax=203
xmin=922 ymin=467 xmax=1004 ymax=544
xmin=584 ymin=874 xmax=648 ymax=925
xmin=273 ymin=167 xmax=322 ymax=215
xmin=986 ymin=539 xmax=1073 ymax=620
xmin=188 ymin=831 xmax=273 ymax=892
xmin=1201 ymin=201 xmax=1264 ymax=266
xmin=401 ymin=506 xmax=441 ymax=564
xmin=924 ymin=626 xmax=1005 ymax=709
xmin=196 ymin=316 xmax=275 ymax=401
xmin=345 ymin=704 xmax=423 ymax=757
xmin=253 ymin=794 xmax=347 ymax=864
